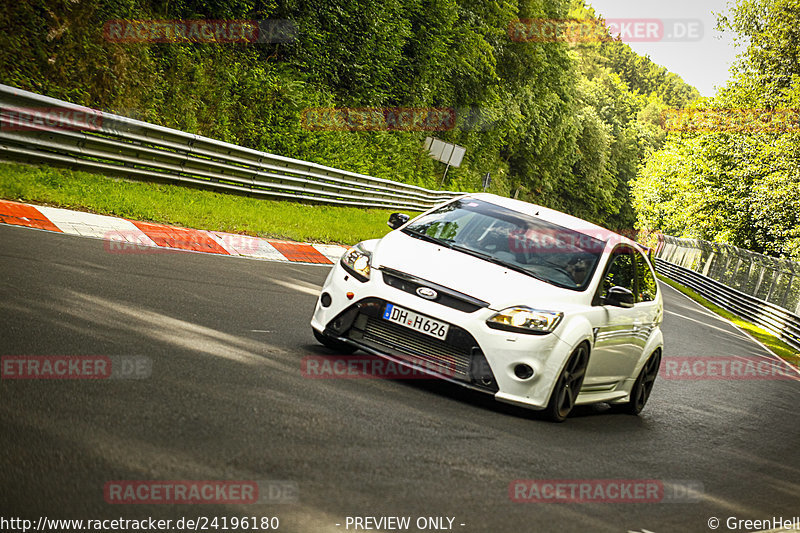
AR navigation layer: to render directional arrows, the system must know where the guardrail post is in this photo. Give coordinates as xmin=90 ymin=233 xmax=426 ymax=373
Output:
xmin=765 ymin=271 xmax=782 ymax=304
xmin=780 ymin=273 xmax=793 ymax=309
xmin=731 ymin=255 xmax=743 ymax=288
xmin=741 ymin=258 xmax=752 ymax=292
xmin=753 ymin=265 xmax=767 ymax=298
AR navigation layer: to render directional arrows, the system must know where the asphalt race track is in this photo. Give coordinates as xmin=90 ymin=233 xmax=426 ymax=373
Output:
xmin=1 ymin=223 xmax=799 ymax=533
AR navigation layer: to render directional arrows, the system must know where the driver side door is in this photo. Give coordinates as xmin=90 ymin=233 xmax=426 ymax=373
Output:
xmin=584 ymin=246 xmax=642 ymax=388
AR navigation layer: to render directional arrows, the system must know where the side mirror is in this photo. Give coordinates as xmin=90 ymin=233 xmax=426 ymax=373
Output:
xmin=387 ymin=213 xmax=410 ymax=229
xmin=605 ymin=286 xmax=635 ymax=308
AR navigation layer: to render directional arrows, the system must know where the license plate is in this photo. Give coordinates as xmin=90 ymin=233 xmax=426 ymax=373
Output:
xmin=383 ymin=303 xmax=449 ymax=340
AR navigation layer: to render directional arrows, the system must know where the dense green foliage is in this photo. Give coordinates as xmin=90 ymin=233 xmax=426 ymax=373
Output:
xmin=632 ymin=0 xmax=800 ymax=259
xmin=0 ymin=0 xmax=698 ymax=229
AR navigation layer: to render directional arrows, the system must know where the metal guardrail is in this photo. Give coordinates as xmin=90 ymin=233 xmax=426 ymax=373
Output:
xmin=0 ymin=84 xmax=460 ymax=211
xmin=655 ymin=236 xmax=800 ymax=351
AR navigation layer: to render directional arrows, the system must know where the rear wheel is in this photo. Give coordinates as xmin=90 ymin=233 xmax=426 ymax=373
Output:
xmin=312 ymin=328 xmax=357 ymax=354
xmin=616 ymin=350 xmax=661 ymax=415
xmin=545 ymin=343 xmax=590 ymax=422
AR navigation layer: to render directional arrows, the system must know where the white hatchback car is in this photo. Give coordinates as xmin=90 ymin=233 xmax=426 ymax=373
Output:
xmin=311 ymin=193 xmax=663 ymax=421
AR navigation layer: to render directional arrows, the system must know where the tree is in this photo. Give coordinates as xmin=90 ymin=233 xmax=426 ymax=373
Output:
xmin=632 ymin=0 xmax=800 ymax=259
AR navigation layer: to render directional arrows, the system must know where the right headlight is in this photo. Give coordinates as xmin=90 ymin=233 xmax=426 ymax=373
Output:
xmin=340 ymin=243 xmax=372 ymax=282
xmin=486 ymin=307 xmax=563 ymax=335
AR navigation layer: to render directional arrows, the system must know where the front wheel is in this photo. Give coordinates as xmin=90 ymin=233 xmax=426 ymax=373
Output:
xmin=616 ymin=350 xmax=661 ymax=415
xmin=545 ymin=343 xmax=590 ymax=422
xmin=312 ymin=328 xmax=357 ymax=354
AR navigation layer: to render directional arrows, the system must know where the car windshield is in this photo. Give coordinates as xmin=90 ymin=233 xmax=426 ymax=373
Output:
xmin=403 ymin=198 xmax=606 ymax=291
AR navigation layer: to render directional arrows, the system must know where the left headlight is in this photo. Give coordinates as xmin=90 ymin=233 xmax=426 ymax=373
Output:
xmin=340 ymin=243 xmax=372 ymax=282
xmin=486 ymin=307 xmax=563 ymax=335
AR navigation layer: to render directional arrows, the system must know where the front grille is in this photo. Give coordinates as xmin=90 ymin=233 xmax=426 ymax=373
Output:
xmin=361 ymin=316 xmax=471 ymax=379
xmin=332 ymin=298 xmax=498 ymax=392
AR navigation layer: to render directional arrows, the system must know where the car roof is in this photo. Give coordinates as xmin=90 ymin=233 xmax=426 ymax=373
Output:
xmin=458 ymin=193 xmax=641 ymax=251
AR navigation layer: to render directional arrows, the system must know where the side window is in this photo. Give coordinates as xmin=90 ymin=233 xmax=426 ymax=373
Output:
xmin=601 ymin=248 xmax=636 ymax=299
xmin=635 ymin=252 xmax=658 ymax=302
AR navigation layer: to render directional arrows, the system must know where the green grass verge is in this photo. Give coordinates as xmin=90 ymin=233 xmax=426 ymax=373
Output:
xmin=658 ymin=273 xmax=800 ymax=368
xmin=0 ymin=162 xmax=409 ymax=245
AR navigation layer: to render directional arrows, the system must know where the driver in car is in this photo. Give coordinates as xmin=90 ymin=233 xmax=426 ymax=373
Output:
xmin=565 ymin=257 xmax=590 ymax=286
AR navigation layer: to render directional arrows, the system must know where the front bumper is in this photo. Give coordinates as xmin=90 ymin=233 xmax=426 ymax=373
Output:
xmin=311 ymin=263 xmax=577 ymax=410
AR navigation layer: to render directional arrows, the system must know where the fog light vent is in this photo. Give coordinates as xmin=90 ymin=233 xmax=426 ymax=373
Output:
xmin=514 ymin=364 xmax=534 ymax=380
xmin=320 ymin=292 xmax=332 ymax=308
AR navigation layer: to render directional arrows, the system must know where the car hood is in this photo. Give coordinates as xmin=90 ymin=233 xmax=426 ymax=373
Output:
xmin=371 ymin=231 xmax=587 ymax=310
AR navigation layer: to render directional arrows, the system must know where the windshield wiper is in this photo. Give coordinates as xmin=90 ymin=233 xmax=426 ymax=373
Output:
xmin=401 ymin=228 xmax=454 ymax=248
xmin=538 ymin=259 xmax=576 ymax=280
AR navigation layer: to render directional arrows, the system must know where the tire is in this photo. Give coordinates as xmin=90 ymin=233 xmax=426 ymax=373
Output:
xmin=312 ymin=328 xmax=357 ymax=354
xmin=545 ymin=343 xmax=590 ymax=422
xmin=616 ymin=350 xmax=661 ymax=415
